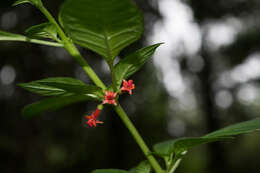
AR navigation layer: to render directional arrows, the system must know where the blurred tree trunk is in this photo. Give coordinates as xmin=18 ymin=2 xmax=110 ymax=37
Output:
xmin=199 ymin=35 xmax=228 ymax=173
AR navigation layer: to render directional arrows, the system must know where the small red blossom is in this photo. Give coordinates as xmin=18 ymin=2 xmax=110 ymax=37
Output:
xmin=102 ymin=91 xmax=117 ymax=106
xmin=84 ymin=109 xmax=103 ymax=127
xmin=120 ymin=79 xmax=135 ymax=95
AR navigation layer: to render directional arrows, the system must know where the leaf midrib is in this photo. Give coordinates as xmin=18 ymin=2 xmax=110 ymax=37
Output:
xmin=99 ymin=12 xmax=113 ymax=61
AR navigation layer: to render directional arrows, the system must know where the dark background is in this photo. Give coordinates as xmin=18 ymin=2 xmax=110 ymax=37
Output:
xmin=0 ymin=0 xmax=260 ymax=173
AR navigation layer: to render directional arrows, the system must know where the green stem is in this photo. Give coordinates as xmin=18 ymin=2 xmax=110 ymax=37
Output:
xmin=108 ymin=62 xmax=117 ymax=91
xmin=38 ymin=5 xmax=68 ymax=43
xmin=167 ymin=154 xmax=183 ymax=173
xmin=38 ymin=5 xmax=106 ymax=90
xmin=114 ymin=105 xmax=164 ymax=173
xmin=38 ymin=4 xmax=163 ymax=173
xmin=0 ymin=37 xmax=63 ymax=47
xmin=27 ymin=38 xmax=63 ymax=47
xmin=167 ymin=158 xmax=182 ymax=173
xmin=164 ymin=154 xmax=173 ymax=170
xmin=64 ymin=42 xmax=106 ymax=90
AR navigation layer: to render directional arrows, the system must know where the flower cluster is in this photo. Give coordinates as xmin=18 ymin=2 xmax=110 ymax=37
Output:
xmin=120 ymin=79 xmax=135 ymax=95
xmin=84 ymin=109 xmax=103 ymax=127
xmin=84 ymin=79 xmax=135 ymax=127
xmin=103 ymin=91 xmax=117 ymax=106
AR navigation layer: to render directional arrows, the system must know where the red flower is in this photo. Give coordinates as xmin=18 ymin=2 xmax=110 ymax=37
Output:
xmin=102 ymin=91 xmax=117 ymax=106
xmin=84 ymin=109 xmax=103 ymax=127
xmin=120 ymin=79 xmax=135 ymax=95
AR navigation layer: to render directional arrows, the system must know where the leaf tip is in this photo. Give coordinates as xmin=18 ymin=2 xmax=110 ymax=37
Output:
xmin=12 ymin=0 xmax=30 ymax=6
xmin=12 ymin=0 xmax=43 ymax=7
xmin=16 ymin=83 xmax=23 ymax=87
xmin=21 ymin=106 xmax=31 ymax=119
xmin=150 ymin=42 xmax=164 ymax=50
xmin=21 ymin=103 xmax=40 ymax=119
xmin=16 ymin=83 xmax=27 ymax=90
xmin=155 ymin=42 xmax=165 ymax=47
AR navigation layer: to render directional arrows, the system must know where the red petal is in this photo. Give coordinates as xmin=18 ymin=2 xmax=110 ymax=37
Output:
xmin=96 ymin=120 xmax=104 ymax=124
xmin=128 ymin=80 xmax=133 ymax=84
xmin=93 ymin=109 xmax=101 ymax=118
xmin=112 ymin=100 xmax=117 ymax=106
xmin=102 ymin=100 xmax=108 ymax=105
xmin=87 ymin=121 xmax=93 ymax=127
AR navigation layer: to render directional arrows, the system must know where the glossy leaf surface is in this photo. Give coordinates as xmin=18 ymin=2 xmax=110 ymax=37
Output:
xmin=153 ymin=118 xmax=260 ymax=157
xmin=114 ymin=43 xmax=162 ymax=88
xmin=25 ymin=22 xmax=58 ymax=41
xmin=205 ymin=118 xmax=260 ymax=137
xmin=18 ymin=77 xmax=103 ymax=99
xmin=59 ymin=0 xmax=143 ymax=61
xmin=153 ymin=137 xmax=227 ymax=157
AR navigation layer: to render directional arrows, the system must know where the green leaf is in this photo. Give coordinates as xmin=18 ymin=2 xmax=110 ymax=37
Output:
xmin=59 ymin=0 xmax=143 ymax=62
xmin=25 ymin=23 xmax=58 ymax=41
xmin=13 ymin=0 xmax=42 ymax=6
xmin=13 ymin=0 xmax=32 ymax=6
xmin=114 ymin=43 xmax=162 ymax=88
xmin=153 ymin=137 xmax=227 ymax=157
xmin=22 ymin=94 xmax=93 ymax=118
xmin=92 ymin=169 xmax=128 ymax=173
xmin=18 ymin=82 xmax=66 ymax=96
xmin=153 ymin=118 xmax=260 ymax=158
xmin=0 ymin=30 xmax=63 ymax=47
xmin=18 ymin=77 xmax=104 ymax=99
xmin=129 ymin=161 xmax=151 ymax=173
xmin=204 ymin=118 xmax=260 ymax=138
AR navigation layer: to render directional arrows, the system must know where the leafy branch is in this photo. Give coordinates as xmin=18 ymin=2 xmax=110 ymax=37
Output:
xmin=0 ymin=0 xmax=260 ymax=173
